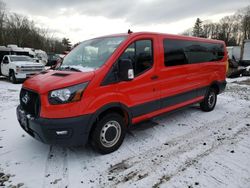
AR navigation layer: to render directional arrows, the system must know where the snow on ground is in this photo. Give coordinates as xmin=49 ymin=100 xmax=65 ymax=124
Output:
xmin=0 ymin=76 xmax=250 ymax=188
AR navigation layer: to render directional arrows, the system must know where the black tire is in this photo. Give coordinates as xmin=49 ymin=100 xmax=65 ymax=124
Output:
xmin=200 ymin=88 xmax=217 ymax=112
xmin=9 ymin=71 xmax=18 ymax=84
xmin=90 ymin=113 xmax=126 ymax=154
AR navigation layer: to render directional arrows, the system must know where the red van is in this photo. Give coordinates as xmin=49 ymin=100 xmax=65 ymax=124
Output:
xmin=17 ymin=32 xmax=227 ymax=154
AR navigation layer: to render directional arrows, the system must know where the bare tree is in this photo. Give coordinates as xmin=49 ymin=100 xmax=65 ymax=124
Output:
xmin=0 ymin=1 xmax=70 ymax=53
xmin=184 ymin=5 xmax=250 ymax=47
xmin=181 ymin=28 xmax=192 ymax=36
xmin=236 ymin=6 xmax=250 ymax=59
xmin=202 ymin=20 xmax=214 ymax=38
xmin=0 ymin=0 xmax=6 ymax=44
xmin=240 ymin=6 xmax=250 ymax=41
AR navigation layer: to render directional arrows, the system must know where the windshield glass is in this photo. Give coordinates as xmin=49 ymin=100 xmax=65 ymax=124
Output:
xmin=62 ymin=36 xmax=126 ymax=71
xmin=10 ymin=56 xmax=33 ymax=62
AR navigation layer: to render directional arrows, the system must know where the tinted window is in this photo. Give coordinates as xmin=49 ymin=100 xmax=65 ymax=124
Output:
xmin=164 ymin=39 xmax=224 ymax=67
xmin=4 ymin=56 xmax=9 ymax=63
xmin=119 ymin=40 xmax=153 ymax=76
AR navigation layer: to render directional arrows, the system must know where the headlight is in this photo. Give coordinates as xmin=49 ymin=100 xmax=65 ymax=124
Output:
xmin=16 ymin=66 xmax=21 ymax=72
xmin=48 ymin=82 xmax=88 ymax=104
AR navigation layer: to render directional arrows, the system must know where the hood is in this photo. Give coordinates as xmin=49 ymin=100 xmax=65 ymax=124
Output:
xmin=14 ymin=61 xmax=44 ymax=67
xmin=23 ymin=70 xmax=95 ymax=94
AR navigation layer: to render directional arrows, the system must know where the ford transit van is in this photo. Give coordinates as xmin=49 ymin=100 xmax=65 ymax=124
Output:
xmin=17 ymin=32 xmax=227 ymax=154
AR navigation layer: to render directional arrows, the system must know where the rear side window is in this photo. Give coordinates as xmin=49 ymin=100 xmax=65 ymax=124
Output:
xmin=119 ymin=40 xmax=153 ymax=76
xmin=164 ymin=39 xmax=224 ymax=67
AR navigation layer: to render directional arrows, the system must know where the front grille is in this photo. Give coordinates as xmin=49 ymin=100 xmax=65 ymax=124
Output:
xmin=20 ymin=68 xmax=44 ymax=72
xmin=21 ymin=66 xmax=44 ymax=69
xmin=20 ymin=88 xmax=40 ymax=117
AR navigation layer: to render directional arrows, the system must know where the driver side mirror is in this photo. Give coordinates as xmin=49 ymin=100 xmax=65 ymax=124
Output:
xmin=51 ymin=57 xmax=63 ymax=70
xmin=118 ymin=59 xmax=134 ymax=81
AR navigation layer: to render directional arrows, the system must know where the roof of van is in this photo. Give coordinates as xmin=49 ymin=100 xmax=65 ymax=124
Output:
xmin=0 ymin=46 xmax=11 ymax=51
xmin=94 ymin=32 xmax=225 ymax=44
xmin=227 ymin=46 xmax=241 ymax=48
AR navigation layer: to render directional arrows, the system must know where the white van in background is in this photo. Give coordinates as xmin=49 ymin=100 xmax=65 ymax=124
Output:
xmin=7 ymin=44 xmax=30 ymax=57
xmin=23 ymin=47 xmax=36 ymax=58
xmin=34 ymin=49 xmax=48 ymax=65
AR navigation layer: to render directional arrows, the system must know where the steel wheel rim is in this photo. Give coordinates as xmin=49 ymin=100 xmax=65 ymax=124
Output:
xmin=208 ymin=92 xmax=215 ymax=107
xmin=100 ymin=120 xmax=121 ymax=148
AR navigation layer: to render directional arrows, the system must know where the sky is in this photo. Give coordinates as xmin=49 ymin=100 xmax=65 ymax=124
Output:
xmin=3 ymin=0 xmax=250 ymax=44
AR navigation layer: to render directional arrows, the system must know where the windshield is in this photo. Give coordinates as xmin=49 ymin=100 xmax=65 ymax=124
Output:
xmin=10 ymin=56 xmax=33 ymax=62
xmin=62 ymin=36 xmax=126 ymax=71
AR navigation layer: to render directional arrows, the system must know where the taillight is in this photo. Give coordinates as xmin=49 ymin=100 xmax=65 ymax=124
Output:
xmin=226 ymin=59 xmax=229 ymax=73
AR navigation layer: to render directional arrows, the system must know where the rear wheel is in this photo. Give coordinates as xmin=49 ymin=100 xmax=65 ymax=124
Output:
xmin=90 ymin=113 xmax=126 ymax=154
xmin=9 ymin=71 xmax=18 ymax=84
xmin=200 ymin=88 xmax=217 ymax=112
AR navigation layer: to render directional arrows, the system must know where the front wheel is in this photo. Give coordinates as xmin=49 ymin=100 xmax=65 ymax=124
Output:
xmin=9 ymin=71 xmax=18 ymax=84
xmin=200 ymin=88 xmax=217 ymax=112
xmin=90 ymin=113 xmax=126 ymax=154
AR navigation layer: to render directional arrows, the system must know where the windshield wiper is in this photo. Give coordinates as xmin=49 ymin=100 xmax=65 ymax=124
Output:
xmin=59 ymin=66 xmax=81 ymax=72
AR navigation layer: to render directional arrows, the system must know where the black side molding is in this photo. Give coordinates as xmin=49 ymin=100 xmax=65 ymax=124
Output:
xmin=130 ymin=86 xmax=208 ymax=118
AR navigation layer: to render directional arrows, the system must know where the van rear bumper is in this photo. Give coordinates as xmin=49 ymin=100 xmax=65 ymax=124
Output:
xmin=16 ymin=105 xmax=93 ymax=146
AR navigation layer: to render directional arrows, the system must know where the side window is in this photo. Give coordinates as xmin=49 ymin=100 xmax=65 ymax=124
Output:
xmin=186 ymin=42 xmax=224 ymax=64
xmin=163 ymin=40 xmax=188 ymax=66
xmin=4 ymin=57 xmax=9 ymax=63
xmin=119 ymin=40 xmax=153 ymax=76
xmin=164 ymin=39 xmax=225 ymax=67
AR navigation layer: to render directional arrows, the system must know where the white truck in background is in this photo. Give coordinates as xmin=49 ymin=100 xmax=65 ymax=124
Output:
xmin=0 ymin=55 xmax=45 ymax=83
xmin=1 ymin=45 xmax=48 ymax=66
xmin=242 ymin=40 xmax=250 ymax=66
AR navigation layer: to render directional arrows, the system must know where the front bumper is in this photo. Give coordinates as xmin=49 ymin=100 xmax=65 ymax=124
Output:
xmin=15 ymin=73 xmax=28 ymax=79
xmin=16 ymin=105 xmax=93 ymax=146
xmin=15 ymin=71 xmax=43 ymax=79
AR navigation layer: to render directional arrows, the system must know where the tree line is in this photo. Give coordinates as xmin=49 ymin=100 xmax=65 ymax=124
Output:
xmin=0 ymin=0 xmax=71 ymax=53
xmin=182 ymin=5 xmax=250 ymax=46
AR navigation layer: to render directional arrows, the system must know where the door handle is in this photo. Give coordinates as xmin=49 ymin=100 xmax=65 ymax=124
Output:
xmin=151 ymin=75 xmax=159 ymax=80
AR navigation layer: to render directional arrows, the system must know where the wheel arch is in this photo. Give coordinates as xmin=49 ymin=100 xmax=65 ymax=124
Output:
xmin=88 ymin=102 xmax=132 ymax=140
xmin=209 ymin=80 xmax=226 ymax=94
xmin=9 ymin=68 xmax=15 ymax=74
xmin=209 ymin=81 xmax=220 ymax=94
